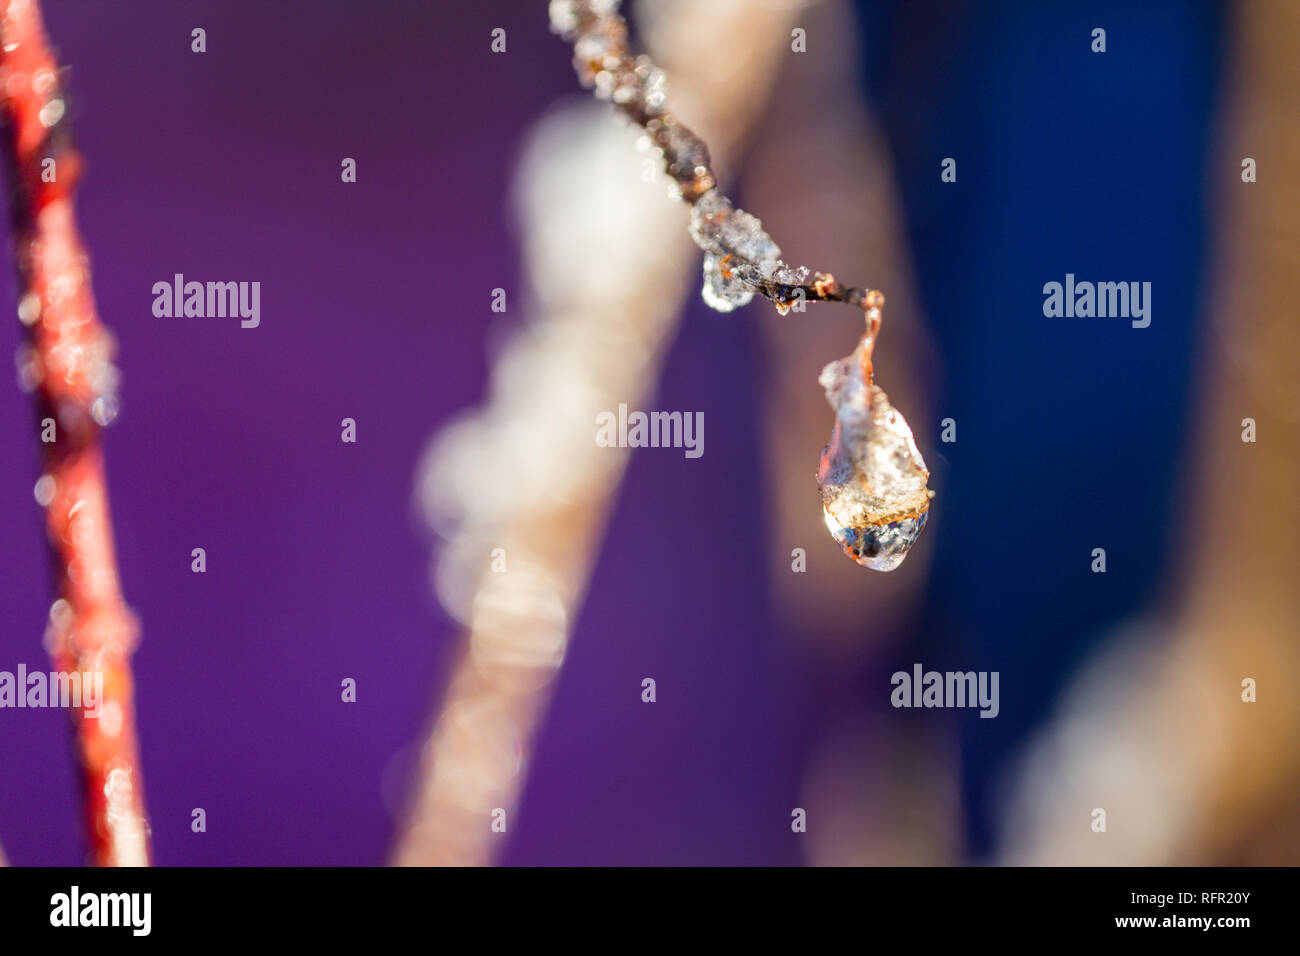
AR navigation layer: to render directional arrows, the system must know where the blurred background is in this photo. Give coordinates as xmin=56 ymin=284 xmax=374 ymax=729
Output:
xmin=0 ymin=0 xmax=1296 ymax=865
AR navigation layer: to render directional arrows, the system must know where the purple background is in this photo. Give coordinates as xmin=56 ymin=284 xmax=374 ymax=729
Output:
xmin=0 ymin=0 xmax=806 ymax=865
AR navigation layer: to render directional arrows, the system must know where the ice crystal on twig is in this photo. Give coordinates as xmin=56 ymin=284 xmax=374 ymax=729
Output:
xmin=551 ymin=0 xmax=880 ymax=318
xmin=552 ymin=0 xmax=934 ymax=569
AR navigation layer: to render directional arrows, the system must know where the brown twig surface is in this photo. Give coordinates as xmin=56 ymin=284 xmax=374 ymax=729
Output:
xmin=551 ymin=0 xmax=884 ymax=325
xmin=0 ymin=0 xmax=150 ymax=866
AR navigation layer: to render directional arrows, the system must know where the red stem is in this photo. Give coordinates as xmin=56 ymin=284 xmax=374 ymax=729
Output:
xmin=1 ymin=0 xmax=150 ymax=866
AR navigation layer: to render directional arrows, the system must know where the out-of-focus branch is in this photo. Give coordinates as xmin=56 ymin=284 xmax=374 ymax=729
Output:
xmin=0 ymin=0 xmax=150 ymax=866
xmin=395 ymin=0 xmax=795 ymax=866
xmin=1000 ymin=0 xmax=1300 ymax=865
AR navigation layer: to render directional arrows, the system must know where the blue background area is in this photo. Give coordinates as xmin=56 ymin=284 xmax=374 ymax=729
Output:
xmin=857 ymin=0 xmax=1221 ymax=855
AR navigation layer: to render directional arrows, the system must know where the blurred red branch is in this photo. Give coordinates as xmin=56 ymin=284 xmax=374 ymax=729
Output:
xmin=0 ymin=0 xmax=150 ymax=866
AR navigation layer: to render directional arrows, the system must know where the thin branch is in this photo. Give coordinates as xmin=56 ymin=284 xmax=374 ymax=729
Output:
xmin=0 ymin=0 xmax=151 ymax=866
xmin=550 ymin=0 xmax=885 ymax=325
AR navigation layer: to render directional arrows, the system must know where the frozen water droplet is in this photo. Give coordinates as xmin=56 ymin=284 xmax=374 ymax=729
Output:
xmin=700 ymin=253 xmax=753 ymax=312
xmin=17 ymin=292 xmax=40 ymax=325
xmin=34 ymin=474 xmax=56 ymax=507
xmin=91 ymin=395 xmax=119 ymax=427
xmin=817 ymin=328 xmax=933 ymax=571
xmin=773 ymin=262 xmax=811 ymax=286
xmin=689 ymin=191 xmax=781 ymax=274
xmin=38 ymin=98 xmax=64 ymax=128
xmin=690 ymin=191 xmax=784 ymax=313
xmin=822 ymin=507 xmax=929 ymax=572
xmin=14 ymin=343 xmax=42 ymax=392
xmin=643 ymin=68 xmax=667 ymax=113
xmin=548 ymin=0 xmax=580 ymax=36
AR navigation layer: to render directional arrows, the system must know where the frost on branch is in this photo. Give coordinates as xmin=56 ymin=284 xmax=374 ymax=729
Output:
xmin=689 ymin=191 xmax=814 ymax=314
xmin=550 ymin=0 xmax=877 ymax=319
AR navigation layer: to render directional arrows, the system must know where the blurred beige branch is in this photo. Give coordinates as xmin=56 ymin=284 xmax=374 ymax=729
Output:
xmin=394 ymin=0 xmax=798 ymax=867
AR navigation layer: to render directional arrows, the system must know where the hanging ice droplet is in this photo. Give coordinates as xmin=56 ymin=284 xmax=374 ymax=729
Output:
xmin=816 ymin=300 xmax=933 ymax=571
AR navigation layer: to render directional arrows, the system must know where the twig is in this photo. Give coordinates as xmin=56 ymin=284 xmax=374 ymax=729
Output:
xmin=0 ymin=0 xmax=150 ymax=866
xmin=550 ymin=0 xmax=883 ymax=323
